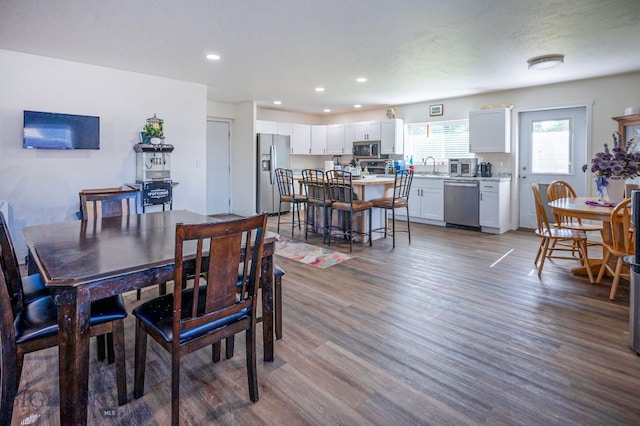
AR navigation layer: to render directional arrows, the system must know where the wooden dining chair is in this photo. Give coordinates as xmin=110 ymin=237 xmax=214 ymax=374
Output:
xmin=133 ymin=213 xmax=268 ymax=426
xmin=326 ymin=169 xmax=373 ymax=252
xmin=531 ymin=183 xmax=594 ymax=282
xmin=596 ymin=197 xmax=633 ymax=300
xmin=274 ymin=168 xmax=307 ymax=238
xmin=0 ymin=212 xmax=128 ymax=425
xmin=302 ymin=169 xmax=333 ymax=244
xmin=79 ymin=188 xmax=143 ymax=220
xmin=547 ymin=180 xmax=603 ymax=252
xmin=369 ymin=168 xmax=413 ymax=248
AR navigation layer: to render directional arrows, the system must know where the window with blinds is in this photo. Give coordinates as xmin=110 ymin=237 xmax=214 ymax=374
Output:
xmin=405 ymin=119 xmax=472 ymax=163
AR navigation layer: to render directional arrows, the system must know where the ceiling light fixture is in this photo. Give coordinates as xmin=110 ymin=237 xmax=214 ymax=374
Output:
xmin=273 ymin=101 xmax=282 ymax=105
xmin=205 ymin=54 xmax=221 ymax=61
xmin=354 ymin=104 xmax=362 ymax=108
xmin=315 ymin=87 xmax=325 ymax=92
xmin=323 ymin=109 xmax=331 ymax=113
xmin=356 ymin=77 xmax=367 ymax=83
xmin=527 ymin=54 xmax=564 ymax=70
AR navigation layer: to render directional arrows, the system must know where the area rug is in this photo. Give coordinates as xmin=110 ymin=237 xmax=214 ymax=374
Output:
xmin=275 ymin=239 xmax=354 ymax=269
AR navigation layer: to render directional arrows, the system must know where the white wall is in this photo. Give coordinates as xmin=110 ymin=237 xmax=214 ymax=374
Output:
xmin=0 ymin=49 xmax=208 ymax=260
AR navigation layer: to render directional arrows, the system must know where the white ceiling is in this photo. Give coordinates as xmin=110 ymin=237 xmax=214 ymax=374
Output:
xmin=1 ymin=0 xmax=639 ymax=115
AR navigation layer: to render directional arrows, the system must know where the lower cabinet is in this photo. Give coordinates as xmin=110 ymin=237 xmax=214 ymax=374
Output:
xmin=404 ymin=178 xmax=444 ymax=222
xmin=479 ymin=180 xmax=510 ymax=234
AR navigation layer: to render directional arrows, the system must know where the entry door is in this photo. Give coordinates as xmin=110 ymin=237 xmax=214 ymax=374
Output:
xmin=206 ymin=120 xmax=231 ymax=214
xmin=518 ymin=107 xmax=588 ymax=228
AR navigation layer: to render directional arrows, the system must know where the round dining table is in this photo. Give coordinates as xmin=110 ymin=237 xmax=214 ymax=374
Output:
xmin=548 ymin=196 xmax=625 ymax=277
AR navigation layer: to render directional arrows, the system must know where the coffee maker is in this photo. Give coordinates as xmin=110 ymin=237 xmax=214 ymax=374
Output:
xmin=479 ymin=162 xmax=492 ymax=177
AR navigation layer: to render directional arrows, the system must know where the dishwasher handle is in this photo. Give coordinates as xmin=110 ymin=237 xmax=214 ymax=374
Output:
xmin=444 ymin=181 xmax=478 ymax=188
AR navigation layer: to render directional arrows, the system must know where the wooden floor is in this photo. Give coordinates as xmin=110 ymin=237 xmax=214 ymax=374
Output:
xmin=11 ymin=215 xmax=640 ymax=425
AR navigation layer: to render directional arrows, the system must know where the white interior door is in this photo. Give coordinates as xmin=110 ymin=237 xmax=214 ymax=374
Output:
xmin=206 ymin=120 xmax=231 ymax=214
xmin=518 ymin=107 xmax=588 ymax=228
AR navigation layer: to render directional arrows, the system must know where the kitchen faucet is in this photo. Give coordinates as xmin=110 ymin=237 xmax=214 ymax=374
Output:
xmin=425 ymin=156 xmax=436 ymax=174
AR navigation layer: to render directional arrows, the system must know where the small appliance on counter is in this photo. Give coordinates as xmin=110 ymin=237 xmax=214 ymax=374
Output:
xmin=449 ymin=158 xmax=478 ymax=177
xmin=479 ymin=162 xmax=492 ymax=177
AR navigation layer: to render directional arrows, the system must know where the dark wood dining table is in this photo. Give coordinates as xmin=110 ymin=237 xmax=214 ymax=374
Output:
xmin=22 ymin=210 xmax=278 ymax=425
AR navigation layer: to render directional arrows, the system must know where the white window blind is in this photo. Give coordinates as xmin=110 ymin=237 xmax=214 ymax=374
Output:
xmin=405 ymin=119 xmax=472 ymax=163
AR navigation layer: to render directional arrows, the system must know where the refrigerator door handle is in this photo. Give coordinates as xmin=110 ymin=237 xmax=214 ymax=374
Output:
xmin=270 ymin=144 xmax=275 ymax=185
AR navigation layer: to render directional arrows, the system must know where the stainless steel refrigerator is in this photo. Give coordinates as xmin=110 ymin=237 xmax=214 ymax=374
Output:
xmin=257 ymin=133 xmax=291 ymax=214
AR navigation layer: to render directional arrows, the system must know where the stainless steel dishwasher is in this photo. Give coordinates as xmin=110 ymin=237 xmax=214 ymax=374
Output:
xmin=444 ymin=180 xmax=480 ymax=229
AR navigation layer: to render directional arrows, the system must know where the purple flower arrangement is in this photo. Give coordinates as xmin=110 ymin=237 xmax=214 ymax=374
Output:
xmin=582 ymin=131 xmax=639 ymax=179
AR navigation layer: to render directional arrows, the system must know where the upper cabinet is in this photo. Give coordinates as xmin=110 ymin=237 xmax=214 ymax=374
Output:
xmin=310 ymin=125 xmax=327 ymax=155
xmin=291 ymin=124 xmax=311 ymax=155
xmin=612 ymin=113 xmax=640 ymax=145
xmin=256 ymin=120 xmax=278 ymax=134
xmin=469 ymin=108 xmax=511 ymax=153
xmin=381 ymin=118 xmax=404 ymax=155
xmin=277 ymin=122 xmax=293 ymax=136
xmin=327 ymin=124 xmax=346 ymax=155
xmin=354 ymin=121 xmax=381 ymax=141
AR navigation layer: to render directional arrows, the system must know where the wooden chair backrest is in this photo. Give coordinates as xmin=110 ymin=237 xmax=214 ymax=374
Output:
xmin=532 ymin=183 xmax=552 ymax=233
xmin=80 ymin=189 xmax=142 ymax=220
xmin=0 ymin=211 xmax=24 ymax=314
xmin=274 ymin=168 xmax=295 ymax=198
xmin=302 ymin=169 xmax=328 ymax=202
xmin=609 ymin=198 xmax=633 ymax=254
xmin=173 ymin=213 xmax=267 ymax=348
xmin=0 ymin=256 xmax=18 ymax=343
xmin=393 ymin=169 xmax=413 ymax=200
xmin=547 ymin=180 xmax=582 ymax=225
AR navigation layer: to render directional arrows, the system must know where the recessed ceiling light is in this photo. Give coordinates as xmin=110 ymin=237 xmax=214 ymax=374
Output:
xmin=206 ymin=54 xmax=221 ymax=61
xmin=324 ymin=109 xmax=331 ymax=113
xmin=527 ymin=54 xmax=564 ymax=70
xmin=354 ymin=104 xmax=362 ymax=108
xmin=315 ymin=87 xmax=325 ymax=92
xmin=356 ymin=77 xmax=367 ymax=83
xmin=273 ymin=101 xmax=282 ymax=105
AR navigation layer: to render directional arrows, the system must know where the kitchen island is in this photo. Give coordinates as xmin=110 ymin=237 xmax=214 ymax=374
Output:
xmin=295 ymin=175 xmax=395 ymax=243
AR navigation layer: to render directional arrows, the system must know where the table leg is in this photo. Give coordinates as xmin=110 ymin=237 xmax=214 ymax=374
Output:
xmin=57 ymin=295 xmax=91 ymax=425
xmin=261 ymin=254 xmax=274 ymax=362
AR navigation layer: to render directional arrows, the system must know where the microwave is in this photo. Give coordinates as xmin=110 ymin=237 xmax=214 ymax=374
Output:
xmin=449 ymin=158 xmax=478 ymax=177
xmin=353 ymin=140 xmax=381 ymax=159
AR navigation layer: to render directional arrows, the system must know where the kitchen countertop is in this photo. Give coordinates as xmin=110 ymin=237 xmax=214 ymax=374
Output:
xmin=378 ymin=174 xmax=511 ymax=182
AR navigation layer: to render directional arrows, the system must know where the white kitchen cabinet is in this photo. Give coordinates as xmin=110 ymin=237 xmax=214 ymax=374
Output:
xmin=310 ymin=125 xmax=327 ymax=155
xmin=381 ymin=118 xmax=404 ymax=155
xmin=469 ymin=107 xmax=511 ymax=153
xmin=479 ymin=180 xmax=510 ymax=234
xmin=277 ymin=122 xmax=293 ymax=136
xmin=327 ymin=124 xmax=346 ymax=155
xmin=405 ymin=178 xmax=444 ymax=221
xmin=354 ymin=120 xmax=381 ymax=141
xmin=291 ymin=124 xmax=311 ymax=154
xmin=344 ymin=123 xmax=355 ymax=153
xmin=256 ymin=120 xmax=278 ymax=134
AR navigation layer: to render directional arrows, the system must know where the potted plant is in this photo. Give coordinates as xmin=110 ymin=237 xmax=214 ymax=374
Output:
xmin=142 ymin=114 xmax=164 ymax=144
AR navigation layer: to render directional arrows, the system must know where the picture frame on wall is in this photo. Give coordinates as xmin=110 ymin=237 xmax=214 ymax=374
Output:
xmin=429 ymin=104 xmax=443 ymax=116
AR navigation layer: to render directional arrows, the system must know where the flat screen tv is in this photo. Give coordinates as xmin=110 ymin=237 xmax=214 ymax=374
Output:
xmin=23 ymin=110 xmax=100 ymax=150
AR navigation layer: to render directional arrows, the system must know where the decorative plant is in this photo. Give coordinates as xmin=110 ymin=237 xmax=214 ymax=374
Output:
xmin=143 ymin=123 xmax=163 ymax=138
xmin=582 ymin=131 xmax=639 ymax=179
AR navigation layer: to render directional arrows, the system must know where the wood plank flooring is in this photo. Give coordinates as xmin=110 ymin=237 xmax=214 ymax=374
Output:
xmin=11 ymin=216 xmax=640 ymax=425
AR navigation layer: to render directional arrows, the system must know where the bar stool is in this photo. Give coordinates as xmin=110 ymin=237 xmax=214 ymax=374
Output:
xmin=302 ymin=169 xmax=332 ymax=244
xmin=326 ymin=169 xmax=373 ymax=252
xmin=274 ymin=168 xmax=307 ymax=238
xmin=369 ymin=169 xmax=413 ymax=248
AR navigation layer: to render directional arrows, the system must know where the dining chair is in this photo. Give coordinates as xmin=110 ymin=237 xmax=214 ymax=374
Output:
xmin=302 ymin=169 xmax=333 ymax=244
xmin=326 ymin=169 xmax=373 ymax=252
xmin=547 ymin=180 xmax=603 ymax=252
xmin=132 ymin=213 xmax=268 ymax=426
xmin=531 ymin=183 xmax=594 ymax=282
xmin=274 ymin=168 xmax=308 ymax=238
xmin=0 ymin=212 xmax=128 ymax=426
xmin=79 ymin=187 xmax=143 ymax=220
xmin=369 ymin=168 xmax=413 ymax=248
xmin=596 ymin=197 xmax=633 ymax=300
